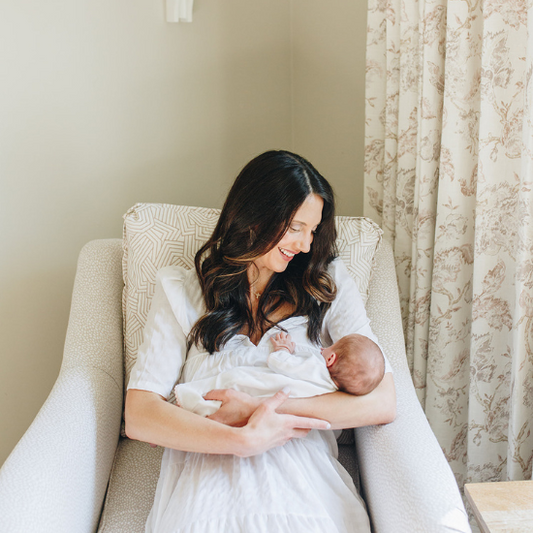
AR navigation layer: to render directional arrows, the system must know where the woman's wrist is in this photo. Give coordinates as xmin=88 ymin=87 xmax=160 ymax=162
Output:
xmin=231 ymin=426 xmax=254 ymax=457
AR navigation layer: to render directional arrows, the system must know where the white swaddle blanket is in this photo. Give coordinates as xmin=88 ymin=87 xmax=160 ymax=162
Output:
xmin=175 ymin=317 xmax=337 ymax=417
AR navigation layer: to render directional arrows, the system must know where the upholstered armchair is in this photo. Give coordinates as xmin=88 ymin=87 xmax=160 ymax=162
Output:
xmin=0 ymin=204 xmax=471 ymax=533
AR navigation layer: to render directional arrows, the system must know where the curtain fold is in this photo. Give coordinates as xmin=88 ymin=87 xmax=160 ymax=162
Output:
xmin=365 ymin=0 xmax=533 ymax=488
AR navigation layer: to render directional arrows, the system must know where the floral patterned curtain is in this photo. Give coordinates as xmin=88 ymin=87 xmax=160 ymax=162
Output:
xmin=365 ymin=0 xmax=533 ymax=488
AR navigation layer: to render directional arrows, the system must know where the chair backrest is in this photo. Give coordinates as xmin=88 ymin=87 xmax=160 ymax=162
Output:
xmin=122 ymin=203 xmax=383 ymax=402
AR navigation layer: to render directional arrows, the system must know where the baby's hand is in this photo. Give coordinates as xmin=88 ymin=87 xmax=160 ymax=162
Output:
xmin=271 ymin=332 xmax=295 ymax=353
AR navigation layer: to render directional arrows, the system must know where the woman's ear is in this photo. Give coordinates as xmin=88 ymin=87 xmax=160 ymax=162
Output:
xmin=325 ymin=351 xmax=337 ymax=368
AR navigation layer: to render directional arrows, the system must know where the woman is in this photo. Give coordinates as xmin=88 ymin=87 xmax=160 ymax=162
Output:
xmin=125 ymin=150 xmax=396 ymax=532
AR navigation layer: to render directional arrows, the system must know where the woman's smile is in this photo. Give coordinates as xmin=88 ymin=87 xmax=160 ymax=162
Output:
xmin=279 ymin=247 xmax=296 ymax=260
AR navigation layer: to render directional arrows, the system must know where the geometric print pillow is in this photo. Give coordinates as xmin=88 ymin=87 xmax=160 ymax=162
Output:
xmin=334 ymin=215 xmax=383 ymax=306
xmin=122 ymin=203 xmax=383 ymax=403
xmin=122 ymin=203 xmax=220 ymax=395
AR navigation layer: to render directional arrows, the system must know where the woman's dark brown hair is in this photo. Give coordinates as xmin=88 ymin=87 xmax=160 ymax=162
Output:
xmin=189 ymin=150 xmax=337 ymax=353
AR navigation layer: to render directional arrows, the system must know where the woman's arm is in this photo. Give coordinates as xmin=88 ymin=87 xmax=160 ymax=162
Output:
xmin=125 ymin=387 xmax=331 ymax=457
xmin=274 ymin=372 xmax=396 ymax=428
xmin=204 ymin=372 xmax=396 ymax=429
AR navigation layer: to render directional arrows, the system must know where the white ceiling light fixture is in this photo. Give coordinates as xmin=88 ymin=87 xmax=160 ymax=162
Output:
xmin=166 ymin=0 xmax=194 ymax=23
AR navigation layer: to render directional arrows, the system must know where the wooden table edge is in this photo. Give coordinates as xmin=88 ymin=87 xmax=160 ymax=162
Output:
xmin=464 ymin=483 xmax=490 ymax=533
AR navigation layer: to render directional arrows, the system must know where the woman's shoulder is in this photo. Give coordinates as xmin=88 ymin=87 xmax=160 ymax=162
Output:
xmin=327 ymin=257 xmax=352 ymax=284
xmin=157 ymin=264 xmax=196 ymax=283
xmin=156 ymin=265 xmax=205 ymax=333
xmin=157 ymin=265 xmax=202 ymax=290
xmin=325 ymin=257 xmax=363 ymax=305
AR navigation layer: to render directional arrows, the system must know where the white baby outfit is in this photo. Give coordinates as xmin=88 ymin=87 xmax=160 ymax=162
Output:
xmin=174 ymin=317 xmax=337 ymax=417
xmin=128 ymin=259 xmax=391 ymax=533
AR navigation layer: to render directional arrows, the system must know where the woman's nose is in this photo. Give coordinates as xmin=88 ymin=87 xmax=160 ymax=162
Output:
xmin=297 ymin=232 xmax=313 ymax=253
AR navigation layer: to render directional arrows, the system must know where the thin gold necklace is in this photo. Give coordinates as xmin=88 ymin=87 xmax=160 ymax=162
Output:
xmin=250 ymin=278 xmax=262 ymax=300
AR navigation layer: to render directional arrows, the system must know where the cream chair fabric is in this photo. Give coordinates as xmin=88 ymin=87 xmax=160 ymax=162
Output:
xmin=0 ymin=207 xmax=471 ymax=533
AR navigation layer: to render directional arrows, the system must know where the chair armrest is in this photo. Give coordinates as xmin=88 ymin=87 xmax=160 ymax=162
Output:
xmin=0 ymin=367 xmax=122 ymax=532
xmin=357 ymin=239 xmax=471 ymax=533
xmin=0 ymin=239 xmax=124 ymax=533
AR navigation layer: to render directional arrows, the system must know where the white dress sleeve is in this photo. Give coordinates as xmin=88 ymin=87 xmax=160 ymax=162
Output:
xmin=323 ymin=258 xmax=393 ymax=374
xmin=127 ymin=266 xmax=190 ymax=399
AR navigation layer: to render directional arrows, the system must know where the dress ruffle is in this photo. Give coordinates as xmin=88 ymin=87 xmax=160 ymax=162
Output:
xmin=146 ymin=430 xmax=370 ymax=533
xmin=157 ymin=514 xmax=339 ymax=533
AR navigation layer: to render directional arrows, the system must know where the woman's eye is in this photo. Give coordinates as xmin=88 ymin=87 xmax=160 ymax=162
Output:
xmin=289 ymin=226 xmax=300 ymax=233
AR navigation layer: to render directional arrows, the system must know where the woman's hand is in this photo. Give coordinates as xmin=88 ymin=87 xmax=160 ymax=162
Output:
xmin=234 ymin=388 xmax=331 ymax=457
xmin=204 ymin=389 xmax=260 ymax=426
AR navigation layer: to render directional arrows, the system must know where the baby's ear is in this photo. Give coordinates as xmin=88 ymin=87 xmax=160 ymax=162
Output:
xmin=325 ymin=352 xmax=337 ymax=368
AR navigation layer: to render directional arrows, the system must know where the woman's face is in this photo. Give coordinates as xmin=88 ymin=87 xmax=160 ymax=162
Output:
xmin=252 ymin=193 xmax=324 ymax=279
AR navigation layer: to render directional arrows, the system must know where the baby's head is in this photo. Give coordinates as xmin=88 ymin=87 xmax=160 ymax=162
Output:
xmin=321 ymin=334 xmax=385 ymax=396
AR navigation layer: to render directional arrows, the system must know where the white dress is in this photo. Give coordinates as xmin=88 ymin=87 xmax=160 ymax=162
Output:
xmin=128 ymin=259 xmax=391 ymax=533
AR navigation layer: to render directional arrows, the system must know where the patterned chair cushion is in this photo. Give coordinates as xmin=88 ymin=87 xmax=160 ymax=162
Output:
xmin=122 ymin=203 xmax=383 ymax=403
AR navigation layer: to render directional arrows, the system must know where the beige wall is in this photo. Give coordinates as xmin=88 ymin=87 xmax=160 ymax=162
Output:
xmin=292 ymin=0 xmax=367 ymax=216
xmin=0 ymin=0 xmax=367 ymax=465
